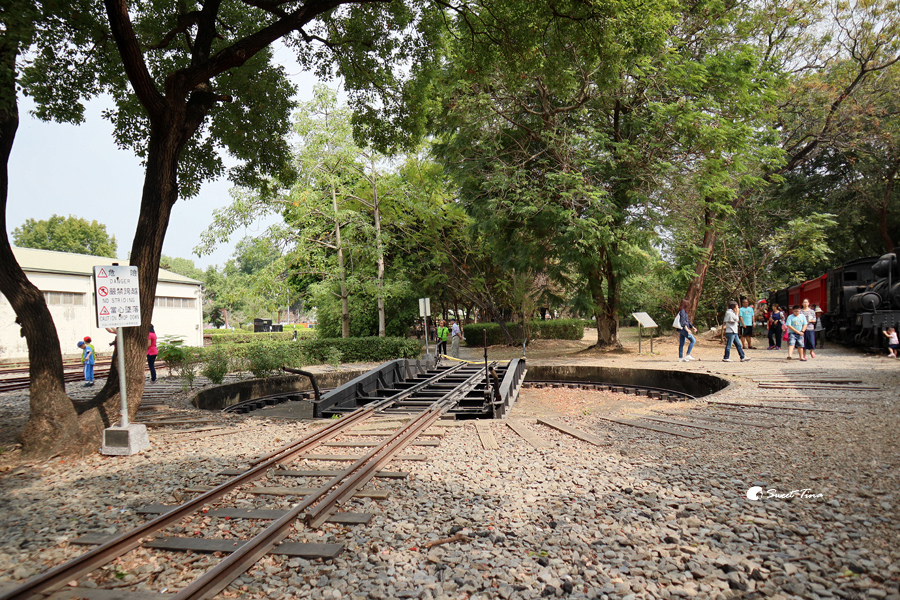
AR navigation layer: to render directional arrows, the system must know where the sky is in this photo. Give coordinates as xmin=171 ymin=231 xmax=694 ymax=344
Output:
xmin=7 ymin=52 xmax=323 ymax=270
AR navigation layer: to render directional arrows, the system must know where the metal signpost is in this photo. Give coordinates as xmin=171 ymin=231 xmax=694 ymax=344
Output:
xmin=631 ymin=312 xmax=659 ymax=355
xmin=94 ymin=264 xmax=150 ymax=456
xmin=418 ymin=297 xmax=431 ymax=357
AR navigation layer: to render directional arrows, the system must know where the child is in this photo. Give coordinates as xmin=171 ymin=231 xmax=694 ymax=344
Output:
xmin=785 ymin=305 xmax=808 ymax=361
xmin=723 ymin=301 xmax=750 ymax=362
xmin=884 ymin=327 xmax=899 ymax=358
xmin=77 ymin=340 xmax=95 ymax=387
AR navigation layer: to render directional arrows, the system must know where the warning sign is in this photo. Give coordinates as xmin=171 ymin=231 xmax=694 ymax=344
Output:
xmin=93 ymin=265 xmax=141 ymax=328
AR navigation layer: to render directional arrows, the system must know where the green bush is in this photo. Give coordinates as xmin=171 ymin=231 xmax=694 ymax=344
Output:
xmin=312 ymin=280 xmax=419 ymax=339
xmin=200 ymin=346 xmax=230 ymax=384
xmin=463 ymin=319 xmax=584 ymax=345
xmin=301 ymin=337 xmax=421 ymax=363
xmin=157 ymin=335 xmax=200 ymax=389
xmin=206 ymin=329 xmax=316 ymax=344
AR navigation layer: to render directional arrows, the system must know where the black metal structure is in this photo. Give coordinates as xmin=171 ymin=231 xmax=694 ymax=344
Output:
xmin=312 ymin=358 xmax=525 ymax=419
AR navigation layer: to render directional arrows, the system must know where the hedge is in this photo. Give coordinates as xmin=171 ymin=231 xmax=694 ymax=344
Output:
xmin=205 ymin=329 xmax=317 ymax=343
xmin=193 ymin=336 xmax=422 ymax=381
xmin=301 ymin=337 xmax=422 ymax=364
xmin=463 ymin=319 xmax=584 ymax=345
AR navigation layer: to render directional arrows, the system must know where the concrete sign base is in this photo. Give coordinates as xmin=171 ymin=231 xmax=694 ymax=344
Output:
xmin=100 ymin=424 xmax=150 ymax=456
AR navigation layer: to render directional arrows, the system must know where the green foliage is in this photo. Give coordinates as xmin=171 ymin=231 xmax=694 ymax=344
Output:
xmin=160 ymin=255 xmax=205 ymax=280
xmin=13 ymin=214 xmax=117 ymax=256
xmin=464 ymin=320 xmax=584 ymax=346
xmin=301 ymin=337 xmax=421 ymax=364
xmin=200 ymin=346 xmax=230 ymax=385
xmin=156 ymin=336 xmax=199 ymax=390
xmin=206 ymin=330 xmax=317 ymax=344
xmin=311 ymin=279 xmax=418 ymax=339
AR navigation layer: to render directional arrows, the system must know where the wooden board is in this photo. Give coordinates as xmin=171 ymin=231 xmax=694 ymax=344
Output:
xmin=135 ymin=504 xmax=371 ymax=524
xmin=757 ymin=383 xmax=880 ymax=391
xmin=302 ymin=453 xmax=427 ymax=461
xmin=593 ymin=415 xmax=701 ymax=439
xmin=474 ymin=422 xmax=500 ymax=450
xmin=707 ymin=401 xmax=852 ymax=414
xmin=142 ymin=419 xmax=222 ymax=428
xmin=218 ymin=468 xmax=408 ymax=479
xmin=74 ymin=535 xmax=347 ymax=559
xmin=322 ymin=440 xmax=440 ymax=447
xmin=345 ymin=430 xmax=444 ymax=437
xmin=537 ymin=419 xmax=610 ymax=446
xmin=506 ymin=421 xmax=551 ymax=448
xmin=47 ymin=589 xmax=171 ymax=600
xmin=636 ymin=415 xmax=731 ymax=433
xmin=247 ymin=486 xmax=389 ymax=499
xmin=658 ymin=411 xmax=777 ymax=429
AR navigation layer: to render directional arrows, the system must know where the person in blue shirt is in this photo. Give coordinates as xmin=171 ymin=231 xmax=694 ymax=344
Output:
xmin=784 ymin=305 xmax=809 ymax=361
xmin=738 ymin=298 xmax=755 ymax=349
xmin=77 ymin=340 xmax=95 ymax=387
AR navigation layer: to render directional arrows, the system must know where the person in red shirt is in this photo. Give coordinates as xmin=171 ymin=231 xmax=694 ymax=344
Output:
xmin=147 ymin=324 xmax=158 ymax=383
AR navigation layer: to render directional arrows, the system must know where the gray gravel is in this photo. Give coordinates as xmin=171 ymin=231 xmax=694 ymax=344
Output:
xmin=0 ymin=344 xmax=897 ymax=600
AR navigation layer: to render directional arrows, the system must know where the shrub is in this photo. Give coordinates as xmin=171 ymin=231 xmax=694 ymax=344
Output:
xmin=206 ymin=329 xmax=316 ymax=344
xmin=200 ymin=346 xmax=230 ymax=384
xmin=463 ymin=320 xmax=584 ymax=345
xmin=157 ymin=335 xmax=200 ymax=390
xmin=301 ymin=337 xmax=421 ymax=364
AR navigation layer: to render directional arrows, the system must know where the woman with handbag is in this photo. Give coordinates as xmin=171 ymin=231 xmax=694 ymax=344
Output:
xmin=675 ymin=299 xmax=698 ymax=362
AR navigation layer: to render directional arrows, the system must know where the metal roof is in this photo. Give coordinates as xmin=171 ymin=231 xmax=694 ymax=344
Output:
xmin=12 ymin=246 xmax=202 ymax=285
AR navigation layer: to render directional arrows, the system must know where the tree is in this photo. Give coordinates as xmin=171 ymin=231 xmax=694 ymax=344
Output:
xmin=426 ymin=0 xmax=781 ymax=347
xmin=159 ymin=254 xmax=204 ymax=280
xmin=13 ymin=214 xmax=118 ymax=256
xmin=679 ymin=0 xmax=900 ymax=316
xmin=4 ymin=0 xmax=443 ymax=457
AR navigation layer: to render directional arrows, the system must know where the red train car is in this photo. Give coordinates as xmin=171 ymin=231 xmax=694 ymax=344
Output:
xmin=787 ymin=284 xmax=802 ymax=307
xmin=800 ymin=274 xmax=828 ymax=312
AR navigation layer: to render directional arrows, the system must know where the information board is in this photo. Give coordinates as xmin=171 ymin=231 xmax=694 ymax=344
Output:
xmin=93 ymin=265 xmax=141 ymax=328
xmin=631 ymin=312 xmax=658 ymax=328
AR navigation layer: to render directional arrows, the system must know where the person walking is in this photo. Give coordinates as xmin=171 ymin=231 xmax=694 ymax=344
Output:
xmin=450 ymin=319 xmax=464 ymax=358
xmin=800 ymin=299 xmax=817 ymax=358
xmin=814 ymin=305 xmax=824 ymax=349
xmin=77 ymin=340 xmax=95 ymax=386
xmin=785 ymin=304 xmax=808 ymax=360
xmin=147 ymin=324 xmax=159 ymax=383
xmin=738 ymin=298 xmax=755 ymax=349
xmin=767 ymin=304 xmax=784 ymax=350
xmin=436 ymin=320 xmax=449 ymax=356
xmin=674 ymin=299 xmax=698 ymax=362
xmin=723 ymin=301 xmax=750 ymax=362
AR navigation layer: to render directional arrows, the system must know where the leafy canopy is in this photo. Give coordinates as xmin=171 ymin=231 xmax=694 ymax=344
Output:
xmin=13 ymin=214 xmax=117 ymax=256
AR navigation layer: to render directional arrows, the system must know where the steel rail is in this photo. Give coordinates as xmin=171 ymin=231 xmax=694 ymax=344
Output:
xmin=0 ymin=406 xmax=374 ymax=600
xmin=307 ymin=364 xmax=493 ymax=527
xmin=172 ymin=363 xmax=493 ymax=600
xmin=248 ymin=362 xmax=467 ymax=467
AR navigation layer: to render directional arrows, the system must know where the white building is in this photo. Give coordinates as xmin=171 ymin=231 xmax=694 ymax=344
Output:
xmin=0 ymin=247 xmax=204 ymax=360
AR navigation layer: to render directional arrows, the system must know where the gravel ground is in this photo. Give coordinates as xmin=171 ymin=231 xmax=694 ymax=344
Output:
xmin=0 ymin=333 xmax=898 ymax=600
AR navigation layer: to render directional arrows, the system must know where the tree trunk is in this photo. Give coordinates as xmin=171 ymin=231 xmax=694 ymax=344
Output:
xmin=683 ymin=206 xmax=717 ymax=321
xmin=372 ymin=162 xmax=386 ymax=337
xmin=0 ymin=42 xmax=106 ymax=456
xmin=331 ymin=184 xmax=350 ymax=338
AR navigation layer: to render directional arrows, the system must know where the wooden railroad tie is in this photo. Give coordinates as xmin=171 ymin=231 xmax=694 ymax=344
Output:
xmin=592 ymin=415 xmax=701 ymax=439
xmin=136 ymin=503 xmax=372 ymax=524
xmin=537 ymin=418 xmax=610 ymax=446
xmin=706 ymin=401 xmax=853 ymax=414
xmin=217 ymin=468 xmax=408 ymax=479
xmin=71 ymin=533 xmax=343 ymax=559
xmin=659 ymin=410 xmax=777 ymax=428
xmin=506 ymin=420 xmax=552 ymax=448
xmin=474 ymin=422 xmax=500 ymax=450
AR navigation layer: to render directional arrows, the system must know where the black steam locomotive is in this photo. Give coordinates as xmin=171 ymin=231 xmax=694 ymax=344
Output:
xmin=769 ymin=253 xmax=899 ymax=350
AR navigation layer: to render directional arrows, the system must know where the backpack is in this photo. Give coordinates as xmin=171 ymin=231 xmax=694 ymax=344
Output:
xmin=672 ymin=313 xmax=681 ymax=329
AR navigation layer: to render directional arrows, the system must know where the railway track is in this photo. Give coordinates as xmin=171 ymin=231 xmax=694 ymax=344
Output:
xmin=0 ymin=361 xmax=495 ymax=600
xmin=521 ymin=380 xmax=694 ymax=402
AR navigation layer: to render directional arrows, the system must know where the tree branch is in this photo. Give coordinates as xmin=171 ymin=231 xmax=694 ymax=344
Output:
xmin=103 ymin=0 xmax=166 ymax=120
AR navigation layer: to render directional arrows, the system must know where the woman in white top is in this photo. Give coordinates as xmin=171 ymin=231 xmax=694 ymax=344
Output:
xmin=800 ymin=299 xmax=817 ymax=358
